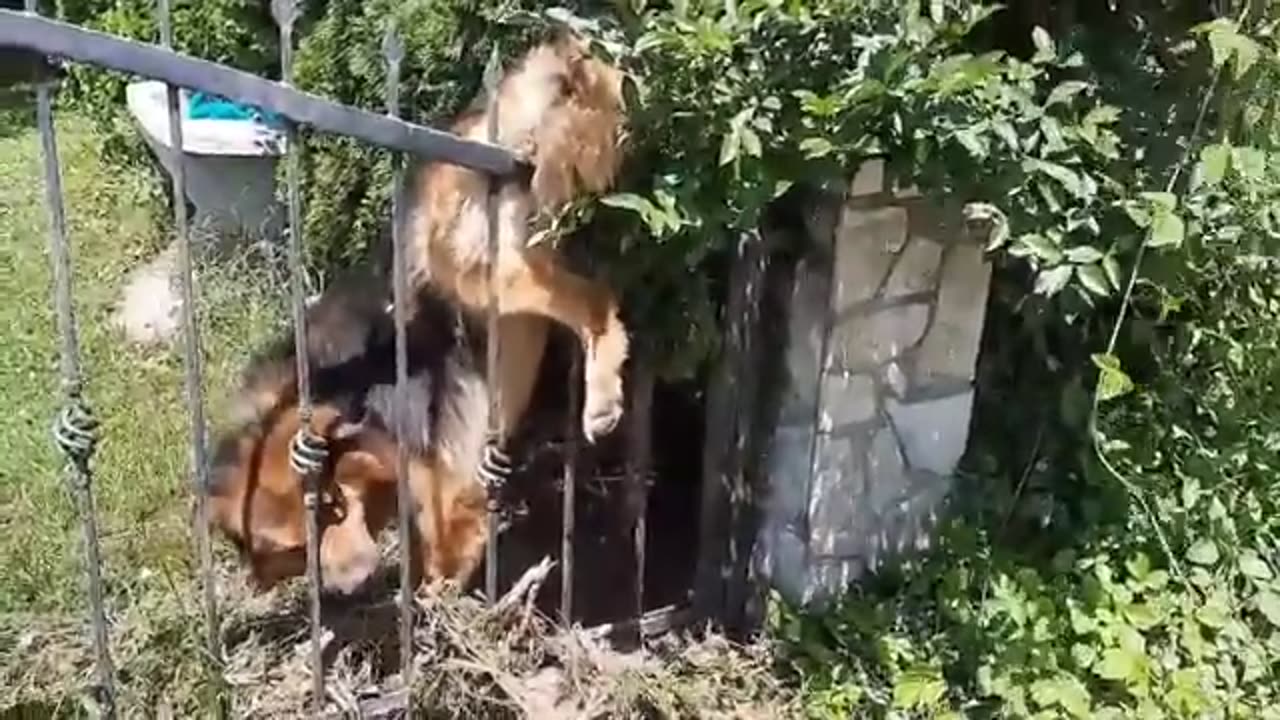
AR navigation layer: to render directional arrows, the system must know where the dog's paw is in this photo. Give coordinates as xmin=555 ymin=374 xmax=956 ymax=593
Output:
xmin=582 ymin=383 xmax=624 ymax=443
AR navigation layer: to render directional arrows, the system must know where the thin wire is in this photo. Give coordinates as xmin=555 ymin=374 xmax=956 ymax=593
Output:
xmin=157 ymin=0 xmax=221 ymax=702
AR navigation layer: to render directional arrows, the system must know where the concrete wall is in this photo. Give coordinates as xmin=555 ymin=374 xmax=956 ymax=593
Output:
xmin=754 ymin=159 xmax=993 ymax=607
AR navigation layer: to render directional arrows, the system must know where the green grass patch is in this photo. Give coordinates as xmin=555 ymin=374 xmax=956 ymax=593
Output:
xmin=0 ymin=108 xmax=286 ymax=614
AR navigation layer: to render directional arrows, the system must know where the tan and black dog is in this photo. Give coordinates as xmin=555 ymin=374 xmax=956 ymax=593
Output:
xmin=205 ymin=273 xmax=492 ymax=595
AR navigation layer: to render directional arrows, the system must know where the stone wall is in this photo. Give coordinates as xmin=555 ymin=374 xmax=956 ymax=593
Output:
xmin=753 ymin=159 xmax=993 ymax=607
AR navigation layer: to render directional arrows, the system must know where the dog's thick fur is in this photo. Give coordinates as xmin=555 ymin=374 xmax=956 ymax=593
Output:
xmin=409 ymin=31 xmax=630 ymax=446
xmin=206 ymin=273 xmax=492 ymax=595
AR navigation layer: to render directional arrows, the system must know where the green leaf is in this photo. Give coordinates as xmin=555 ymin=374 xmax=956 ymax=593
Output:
xmin=799 ymin=137 xmax=835 ymax=158
xmin=600 ymin=192 xmax=657 ymax=217
xmin=1254 ymin=590 xmax=1280 ymax=627
xmin=1233 ymin=146 xmax=1266 ymax=183
xmin=1102 ymin=255 xmax=1122 ymax=289
xmin=1083 ymin=105 xmax=1122 ymax=127
xmin=1139 ymin=191 xmax=1177 ymax=212
xmin=1014 ymin=233 xmax=1061 ymax=262
xmin=1199 ymin=143 xmax=1231 ymax=186
xmin=991 ymin=118 xmax=1020 ymax=151
xmin=955 ymin=126 xmax=988 ymax=159
xmin=1034 ymin=265 xmax=1073 ymax=297
xmin=1077 ymin=264 xmax=1111 ymax=296
xmin=1096 ymin=648 xmax=1140 ymax=682
xmin=1188 ymin=539 xmax=1219 ymax=566
xmin=1026 ymin=159 xmax=1086 ymax=198
xmin=719 ymin=124 xmax=741 ymax=166
xmin=740 ymin=126 xmax=762 ymax=158
xmin=1147 ymin=210 xmax=1185 ymax=249
xmin=892 ymin=668 xmax=946 ymax=710
xmin=1231 ymin=34 xmax=1260 ymax=79
xmin=1046 ymin=80 xmax=1089 ymax=107
xmin=1239 ymin=551 xmax=1273 ymax=580
xmin=1031 ymin=26 xmax=1055 ymax=63
xmin=1092 ymin=353 xmax=1134 ymax=402
xmin=1031 ymin=675 xmax=1092 ymax=718
xmin=1065 ymin=246 xmax=1103 ymax=264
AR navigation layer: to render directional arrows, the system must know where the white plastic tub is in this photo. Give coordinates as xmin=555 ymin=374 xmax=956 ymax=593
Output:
xmin=125 ymin=80 xmax=287 ymax=242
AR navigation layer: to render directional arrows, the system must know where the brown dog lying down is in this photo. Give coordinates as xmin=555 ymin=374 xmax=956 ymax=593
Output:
xmin=204 ymin=272 xmax=493 ymax=596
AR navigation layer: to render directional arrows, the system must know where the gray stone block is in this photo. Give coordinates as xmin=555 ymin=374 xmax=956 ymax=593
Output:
xmin=885 ymin=390 xmax=975 ymax=476
xmin=753 ymin=526 xmax=810 ymax=605
xmin=808 ymin=434 xmax=866 ymax=557
xmin=830 ymin=302 xmax=929 ymax=371
xmin=832 ymin=206 xmax=908 ymax=309
xmin=818 ymin=372 xmax=877 ymax=430
xmin=914 ymin=243 xmax=992 ymax=390
xmin=808 ymin=557 xmax=866 ymax=605
xmin=883 ymin=237 xmax=943 ymax=299
xmin=848 ymin=159 xmax=885 ymax=197
xmin=866 ymin=425 xmax=908 ymax=514
xmin=765 ymin=425 xmax=817 ymax=528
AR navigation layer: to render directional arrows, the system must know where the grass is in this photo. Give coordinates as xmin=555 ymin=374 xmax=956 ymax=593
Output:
xmin=0 ymin=103 xmax=286 ymax=615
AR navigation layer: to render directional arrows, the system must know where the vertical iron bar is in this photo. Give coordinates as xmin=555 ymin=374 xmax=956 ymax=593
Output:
xmin=27 ymin=0 xmax=115 ymax=713
xmin=626 ymin=364 xmax=655 ymax=639
xmin=157 ymin=0 xmax=221 ymax=697
xmin=482 ymin=47 xmax=504 ymax=606
xmin=560 ymin=348 xmax=580 ymax=624
xmin=272 ymin=0 xmax=325 ymax=712
xmin=383 ymin=24 xmax=415 ymax=684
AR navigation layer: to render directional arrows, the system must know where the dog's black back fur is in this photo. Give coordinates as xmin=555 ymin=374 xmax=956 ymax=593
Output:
xmin=208 ymin=269 xmax=476 ymax=490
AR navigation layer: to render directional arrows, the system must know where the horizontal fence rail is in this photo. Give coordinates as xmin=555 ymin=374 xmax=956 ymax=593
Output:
xmin=0 ymin=8 xmax=523 ymax=174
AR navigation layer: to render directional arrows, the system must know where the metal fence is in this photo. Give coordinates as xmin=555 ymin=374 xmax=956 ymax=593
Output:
xmin=0 ymin=3 xmax=761 ymax=716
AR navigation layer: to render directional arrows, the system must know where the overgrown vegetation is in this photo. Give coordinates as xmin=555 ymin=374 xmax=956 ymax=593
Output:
xmin=16 ymin=0 xmax=1280 ymax=717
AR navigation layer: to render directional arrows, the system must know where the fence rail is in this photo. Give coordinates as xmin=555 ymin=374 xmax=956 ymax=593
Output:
xmin=0 ymin=8 xmax=522 ymax=175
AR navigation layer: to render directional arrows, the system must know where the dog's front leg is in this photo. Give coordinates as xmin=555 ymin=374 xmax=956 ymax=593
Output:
xmin=494 ymin=246 xmax=628 ymax=442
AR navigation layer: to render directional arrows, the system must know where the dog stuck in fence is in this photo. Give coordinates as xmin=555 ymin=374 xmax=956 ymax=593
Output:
xmin=408 ymin=29 xmax=631 ymax=447
xmin=205 ymin=30 xmax=633 ymax=597
xmin=204 ymin=272 xmax=493 ymax=596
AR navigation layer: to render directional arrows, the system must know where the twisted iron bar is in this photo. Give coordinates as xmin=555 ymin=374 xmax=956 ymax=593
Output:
xmin=482 ymin=45 xmax=507 ymax=606
xmin=382 ymin=22 xmax=418 ymax=686
xmin=26 ymin=0 xmax=115 ymax=713
xmin=271 ymin=0 xmax=327 ymax=712
xmin=560 ymin=349 xmax=581 ymax=624
xmin=156 ymin=0 xmax=222 ymax=706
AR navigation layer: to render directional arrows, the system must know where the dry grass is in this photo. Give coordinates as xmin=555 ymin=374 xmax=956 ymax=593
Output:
xmin=2 ymin=555 xmax=802 ymax=719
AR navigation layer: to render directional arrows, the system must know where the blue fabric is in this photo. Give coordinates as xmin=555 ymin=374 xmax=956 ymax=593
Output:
xmin=186 ymin=90 xmax=284 ymax=127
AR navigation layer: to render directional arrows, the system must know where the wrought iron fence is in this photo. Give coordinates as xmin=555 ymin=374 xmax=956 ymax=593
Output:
xmin=0 ymin=2 xmax=761 ymax=715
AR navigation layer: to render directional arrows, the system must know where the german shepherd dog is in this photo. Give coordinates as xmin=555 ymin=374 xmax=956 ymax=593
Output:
xmin=408 ymin=30 xmax=630 ymax=448
xmin=205 ymin=272 xmax=492 ymax=595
